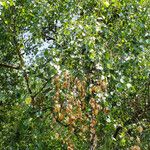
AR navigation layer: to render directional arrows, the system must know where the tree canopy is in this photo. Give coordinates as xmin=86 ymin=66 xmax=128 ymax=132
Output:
xmin=0 ymin=0 xmax=149 ymax=149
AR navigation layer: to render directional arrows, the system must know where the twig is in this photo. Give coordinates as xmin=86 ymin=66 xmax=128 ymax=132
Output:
xmin=33 ymin=81 xmax=48 ymax=98
xmin=0 ymin=63 xmax=20 ymax=70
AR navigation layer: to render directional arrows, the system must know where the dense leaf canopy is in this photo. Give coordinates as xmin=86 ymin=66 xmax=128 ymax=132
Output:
xmin=0 ymin=0 xmax=149 ymax=150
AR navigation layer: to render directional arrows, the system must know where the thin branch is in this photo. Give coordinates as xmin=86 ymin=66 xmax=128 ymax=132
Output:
xmin=12 ymin=6 xmax=33 ymax=100
xmin=15 ymin=39 xmax=33 ymax=96
xmin=0 ymin=63 xmax=20 ymax=70
xmin=33 ymin=81 xmax=48 ymax=98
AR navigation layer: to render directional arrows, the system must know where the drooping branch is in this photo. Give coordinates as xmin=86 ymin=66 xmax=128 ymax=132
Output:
xmin=0 ymin=63 xmax=20 ymax=70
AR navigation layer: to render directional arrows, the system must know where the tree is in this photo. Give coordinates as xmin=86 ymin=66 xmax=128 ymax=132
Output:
xmin=0 ymin=0 xmax=149 ymax=149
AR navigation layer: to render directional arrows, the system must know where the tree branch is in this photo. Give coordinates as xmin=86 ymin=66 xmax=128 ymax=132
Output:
xmin=33 ymin=81 xmax=48 ymax=98
xmin=0 ymin=63 xmax=20 ymax=70
xmin=12 ymin=6 xmax=33 ymax=101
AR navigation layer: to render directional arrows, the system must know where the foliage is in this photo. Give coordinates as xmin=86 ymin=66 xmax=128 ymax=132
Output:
xmin=0 ymin=0 xmax=149 ymax=149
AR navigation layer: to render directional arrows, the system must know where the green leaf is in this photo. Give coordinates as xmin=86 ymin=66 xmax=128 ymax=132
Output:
xmin=25 ymin=97 xmax=32 ymax=105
